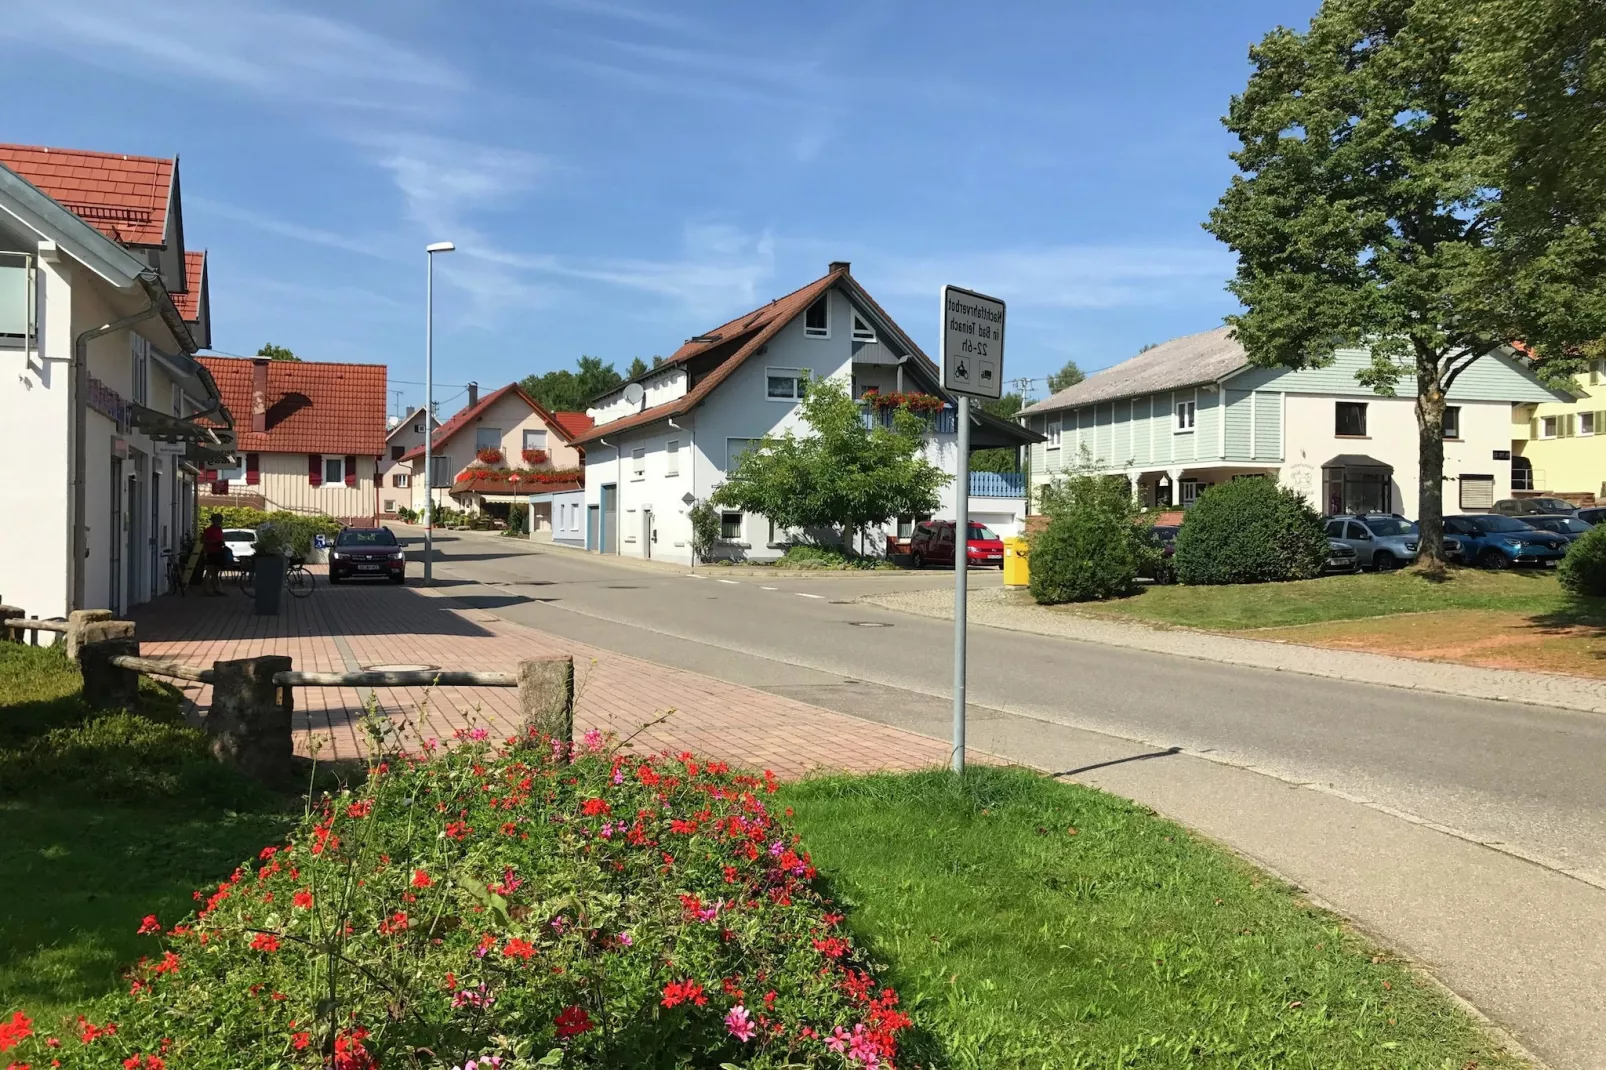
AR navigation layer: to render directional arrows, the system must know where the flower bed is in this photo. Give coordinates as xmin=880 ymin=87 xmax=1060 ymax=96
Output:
xmin=1 ymin=733 xmax=910 ymax=1069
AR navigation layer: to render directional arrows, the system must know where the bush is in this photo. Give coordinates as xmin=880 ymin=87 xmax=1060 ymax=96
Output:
xmin=200 ymin=508 xmax=341 ymax=559
xmin=688 ymin=499 xmax=721 ymax=562
xmin=505 ymin=502 xmax=529 ymax=536
xmin=2 ymin=733 xmax=914 ymax=1069
xmin=1029 ymin=472 xmax=1152 ymax=603
xmin=1559 ymin=523 xmax=1606 ymax=596
xmin=394 ymin=505 xmax=419 ymax=524
xmin=775 ymin=545 xmax=892 ymax=571
xmin=1172 ymin=478 xmax=1329 ymax=585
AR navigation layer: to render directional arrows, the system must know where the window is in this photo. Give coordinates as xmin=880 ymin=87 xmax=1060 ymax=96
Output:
xmin=413 ymin=422 xmax=425 ymax=434
xmin=383 ymin=499 xmax=396 ymax=513
xmin=216 ymin=458 xmax=245 ymax=483
xmin=1592 ymin=361 xmax=1602 ymax=387
xmin=720 ymin=512 xmax=743 ymax=540
xmin=430 ymin=456 xmax=452 ymax=488
xmin=1460 ymin=474 xmax=1496 ymax=511
xmin=1539 ymin=415 xmax=1560 ymax=439
xmin=1174 ymin=399 xmax=1196 ymax=433
xmin=1582 ymin=412 xmax=1596 ymax=437
xmin=391 ymin=445 xmax=406 ymax=460
xmin=1324 ymin=519 xmax=1346 ymax=538
xmin=1323 ymin=464 xmax=1392 ymax=514
xmin=804 ymin=295 xmax=829 ymax=337
xmin=896 ymin=514 xmax=932 ymax=538
xmin=727 ymin=438 xmax=759 ymax=470
xmin=631 ymin=447 xmax=646 ymax=480
xmin=391 ymin=473 xmax=410 ymax=488
xmin=766 ymin=368 xmax=805 ymax=400
xmin=1179 ymin=479 xmax=1204 ymax=506
xmin=1335 ymin=402 xmax=1368 ymax=437
xmin=1046 ymin=414 xmax=1062 ymax=449
xmin=851 ymin=311 xmax=875 ymax=343
xmin=130 ymin=335 xmax=148 ymax=405
xmin=323 ymin=457 xmax=345 ymax=486
xmin=1442 ymin=406 xmax=1461 ymax=439
xmin=523 ymin=429 xmax=547 ymax=451
xmin=665 ymin=439 xmax=679 ymax=476
xmin=475 ymin=427 xmax=502 ymax=450
xmin=1346 ymin=521 xmax=1371 ymax=540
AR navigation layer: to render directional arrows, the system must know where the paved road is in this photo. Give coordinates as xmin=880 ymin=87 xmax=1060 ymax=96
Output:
xmin=406 ymin=530 xmax=1606 ymax=1067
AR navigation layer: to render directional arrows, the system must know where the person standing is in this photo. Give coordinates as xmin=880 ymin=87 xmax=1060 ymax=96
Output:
xmin=200 ymin=514 xmax=229 ymax=596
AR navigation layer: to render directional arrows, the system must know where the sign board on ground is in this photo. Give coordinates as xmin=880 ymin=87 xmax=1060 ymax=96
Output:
xmin=941 ymin=285 xmax=1005 ymax=400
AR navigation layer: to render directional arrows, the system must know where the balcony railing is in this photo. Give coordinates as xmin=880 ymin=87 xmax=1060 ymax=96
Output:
xmin=859 ymin=405 xmax=957 ymax=434
xmin=970 ymin=471 xmax=1025 ymax=497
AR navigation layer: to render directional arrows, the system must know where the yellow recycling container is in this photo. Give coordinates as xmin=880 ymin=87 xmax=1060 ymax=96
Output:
xmin=1003 ymin=536 xmax=1030 ymax=588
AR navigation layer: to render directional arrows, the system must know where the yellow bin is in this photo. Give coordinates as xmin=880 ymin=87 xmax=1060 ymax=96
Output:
xmin=1003 ymin=536 xmax=1030 ymax=588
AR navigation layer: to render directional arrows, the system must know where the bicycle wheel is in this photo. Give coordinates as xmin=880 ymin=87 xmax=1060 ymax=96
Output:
xmin=285 ymin=565 xmax=315 ymax=598
xmin=238 ymin=567 xmax=255 ymax=597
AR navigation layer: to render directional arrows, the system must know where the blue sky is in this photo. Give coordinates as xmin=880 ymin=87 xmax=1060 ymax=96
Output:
xmin=2 ymin=0 xmax=1317 ymax=417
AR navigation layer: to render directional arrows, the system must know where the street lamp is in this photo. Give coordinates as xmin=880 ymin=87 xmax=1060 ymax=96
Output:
xmin=424 ymin=241 xmax=455 ymax=584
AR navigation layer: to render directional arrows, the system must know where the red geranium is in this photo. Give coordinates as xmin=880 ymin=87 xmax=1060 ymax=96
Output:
xmin=554 ymin=1005 xmax=593 ymax=1038
xmin=522 ymin=448 xmax=549 ymax=466
xmin=476 ymin=447 xmax=504 ymax=464
xmin=249 ymin=933 xmax=280 ymax=953
xmin=0 ymin=1011 xmax=32 ymax=1052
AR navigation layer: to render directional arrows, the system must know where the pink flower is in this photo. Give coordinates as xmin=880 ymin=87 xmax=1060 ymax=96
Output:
xmin=617 ymin=931 xmax=632 ymax=947
xmin=826 ymin=1026 xmax=850 ymax=1053
xmin=468 ymin=727 xmax=489 ymax=741
xmin=583 ymin=728 xmax=604 ymax=752
xmin=724 ymin=1004 xmax=755 ymax=1042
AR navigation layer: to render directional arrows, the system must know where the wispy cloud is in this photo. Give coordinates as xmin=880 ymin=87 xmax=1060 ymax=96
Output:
xmin=532 ymin=0 xmax=695 ymax=31
xmin=188 ymin=197 xmax=397 ymax=261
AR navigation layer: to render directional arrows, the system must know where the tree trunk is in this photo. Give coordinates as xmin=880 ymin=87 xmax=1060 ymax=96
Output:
xmin=1414 ymin=352 xmax=1449 ymax=575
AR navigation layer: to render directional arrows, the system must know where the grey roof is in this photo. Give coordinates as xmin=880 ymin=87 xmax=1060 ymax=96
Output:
xmin=1020 ymin=326 xmax=1246 ymax=415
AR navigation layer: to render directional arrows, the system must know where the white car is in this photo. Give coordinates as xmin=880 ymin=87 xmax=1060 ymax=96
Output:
xmin=222 ymin=528 xmax=258 ymax=560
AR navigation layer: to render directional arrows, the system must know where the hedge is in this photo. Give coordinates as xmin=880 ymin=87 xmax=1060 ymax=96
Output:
xmin=200 ymin=508 xmax=342 ymax=560
xmin=1171 ymin=478 xmax=1328 ymax=585
xmin=1559 ymin=522 xmax=1606 ymax=597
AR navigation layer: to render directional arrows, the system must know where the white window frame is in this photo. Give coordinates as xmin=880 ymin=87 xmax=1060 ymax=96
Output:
xmin=1540 ymin=415 xmax=1560 ymax=439
xmin=851 ymin=310 xmax=876 ymax=343
xmin=1046 ymin=414 xmax=1062 ymax=449
xmin=766 ymin=367 xmax=806 ymax=401
xmin=1581 ymin=412 xmax=1596 ymax=437
xmin=523 ymin=428 xmax=547 ymax=451
xmin=665 ymin=439 xmax=680 ymax=476
xmin=1442 ymin=405 xmax=1462 ymax=440
xmin=720 ymin=511 xmax=743 ymax=540
xmin=392 ymin=472 xmax=410 ymax=488
xmin=1174 ymin=399 xmax=1196 ymax=434
xmin=216 ymin=458 xmax=245 ymax=484
xmin=803 ymin=295 xmax=830 ymax=338
xmin=1179 ymin=479 xmax=1205 ymax=506
xmin=413 ymin=422 xmax=426 ymax=434
xmin=383 ymin=498 xmax=396 ymax=513
xmin=630 ymin=446 xmax=646 ymax=480
xmin=430 ymin=455 xmax=452 ymax=488
xmin=323 ymin=456 xmax=346 ymax=487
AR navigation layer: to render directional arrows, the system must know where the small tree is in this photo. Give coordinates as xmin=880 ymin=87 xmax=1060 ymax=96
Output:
xmin=626 ymin=356 xmax=650 ymax=380
xmin=713 ymin=377 xmax=949 ymax=550
xmin=1030 ymin=455 xmax=1153 ymax=604
xmin=687 ymin=499 xmax=721 ymax=563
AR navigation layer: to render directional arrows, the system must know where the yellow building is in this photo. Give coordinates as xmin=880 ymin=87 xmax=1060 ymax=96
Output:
xmin=1513 ymin=365 xmax=1604 ymax=500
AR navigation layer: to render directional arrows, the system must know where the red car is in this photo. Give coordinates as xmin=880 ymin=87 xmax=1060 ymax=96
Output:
xmin=908 ymin=520 xmax=1006 ymax=568
xmin=327 ymin=527 xmax=407 ymax=584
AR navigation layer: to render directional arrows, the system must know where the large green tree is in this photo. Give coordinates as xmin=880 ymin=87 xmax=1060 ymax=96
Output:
xmin=520 ymin=356 xmax=624 ymax=412
xmin=626 ymin=356 xmax=650 ymax=380
xmin=1046 ymin=360 xmax=1084 ymax=393
xmin=972 ymin=392 xmax=1024 ymax=474
xmin=257 ymin=343 xmax=300 ymax=362
xmin=713 ymin=377 xmax=949 ymax=550
xmin=1205 ymin=0 xmax=1590 ymax=571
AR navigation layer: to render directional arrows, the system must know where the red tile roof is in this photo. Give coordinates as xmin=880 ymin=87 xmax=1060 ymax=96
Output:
xmin=171 ymin=250 xmax=205 ymax=321
xmin=398 ymin=384 xmax=583 ymax=462
xmin=550 ymin=411 xmax=594 ymax=439
xmin=0 ymin=144 xmax=175 ymax=246
xmin=199 ymin=356 xmax=387 ymax=455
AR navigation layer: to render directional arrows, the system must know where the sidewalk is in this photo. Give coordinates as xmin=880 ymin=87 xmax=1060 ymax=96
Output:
xmin=865 ymin=585 xmax=1606 ymax=714
xmin=129 ymin=577 xmax=957 ymax=777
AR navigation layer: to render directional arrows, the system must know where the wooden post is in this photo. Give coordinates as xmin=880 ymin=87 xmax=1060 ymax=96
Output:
xmin=518 ymin=655 xmax=574 ymax=748
xmin=0 ymin=606 xmax=22 ymax=644
xmin=66 ymin=610 xmax=132 ymax=660
xmin=205 ymin=655 xmax=294 ymax=783
xmin=80 ymin=637 xmax=142 ymax=710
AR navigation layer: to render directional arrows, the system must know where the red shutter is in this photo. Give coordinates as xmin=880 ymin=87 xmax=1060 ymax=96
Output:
xmin=308 ymin=454 xmax=323 ymax=486
xmin=245 ymin=453 xmax=260 ymax=485
xmin=344 ymin=455 xmax=358 ymax=487
xmin=201 ymin=467 xmax=218 ymax=482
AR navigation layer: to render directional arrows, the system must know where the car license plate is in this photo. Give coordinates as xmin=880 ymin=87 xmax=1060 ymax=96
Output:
xmin=358 ymin=563 xmax=380 ymax=571
xmin=1545 ymin=559 xmax=1558 ymax=568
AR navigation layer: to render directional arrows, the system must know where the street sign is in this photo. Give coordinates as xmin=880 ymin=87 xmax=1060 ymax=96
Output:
xmin=941 ymin=284 xmax=1005 ymax=400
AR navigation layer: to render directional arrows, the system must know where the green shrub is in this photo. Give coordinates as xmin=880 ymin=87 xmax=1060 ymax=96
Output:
xmin=688 ymin=499 xmax=721 ymax=562
xmin=394 ymin=505 xmax=419 ymax=524
xmin=1029 ymin=471 xmax=1152 ymax=603
xmin=1559 ymin=523 xmax=1606 ymax=596
xmin=1172 ymin=478 xmax=1329 ymax=585
xmin=505 ymin=502 xmax=529 ymax=536
xmin=2 ymin=734 xmax=914 ymax=1069
xmin=776 ymin=545 xmax=891 ymax=570
xmin=199 ymin=508 xmax=341 ymax=559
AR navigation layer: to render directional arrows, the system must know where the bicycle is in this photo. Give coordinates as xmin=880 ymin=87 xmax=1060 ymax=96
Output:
xmin=238 ymin=555 xmax=316 ymax=599
xmin=163 ymin=550 xmax=188 ymax=596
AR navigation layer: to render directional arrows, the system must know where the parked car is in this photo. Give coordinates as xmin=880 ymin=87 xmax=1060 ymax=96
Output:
xmin=1577 ymin=506 xmax=1606 ymax=527
xmin=222 ymin=528 xmax=258 ymax=561
xmin=1322 ymin=514 xmax=1419 ymax=570
xmin=1442 ymin=514 xmax=1569 ymax=569
xmin=1494 ymin=497 xmax=1577 ymax=516
xmin=1444 ymin=534 xmax=1464 ymax=563
xmin=1324 ymin=538 xmax=1360 ymax=574
xmin=1518 ymin=514 xmax=1594 ymax=542
xmin=909 ymin=521 xmax=1006 ymax=568
xmin=327 ymin=527 xmax=406 ymax=584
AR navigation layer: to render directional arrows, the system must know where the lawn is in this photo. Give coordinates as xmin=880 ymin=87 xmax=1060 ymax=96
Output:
xmin=784 ymin=768 xmax=1521 ymax=1069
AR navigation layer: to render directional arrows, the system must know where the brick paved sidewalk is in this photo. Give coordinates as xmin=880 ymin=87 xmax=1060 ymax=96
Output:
xmin=130 ymin=576 xmax=960 ymax=778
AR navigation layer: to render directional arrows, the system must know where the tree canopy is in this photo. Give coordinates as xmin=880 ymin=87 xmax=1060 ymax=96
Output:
xmin=972 ymin=393 xmax=1024 ymax=474
xmin=520 ymin=356 xmax=624 ymax=412
xmin=257 ymin=343 xmax=299 ymax=362
xmin=626 ymin=357 xmax=650 ymax=380
xmin=713 ymin=377 xmax=949 ymax=547
xmin=1046 ymin=360 xmax=1084 ymax=393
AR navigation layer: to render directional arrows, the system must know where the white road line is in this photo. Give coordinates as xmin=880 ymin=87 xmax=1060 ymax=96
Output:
xmin=686 ymin=573 xmax=706 ymax=579
xmin=796 ymin=592 xmax=824 ymax=599
xmin=759 ymin=586 xmax=778 ymax=591
xmin=717 ymin=579 xmax=739 ymax=585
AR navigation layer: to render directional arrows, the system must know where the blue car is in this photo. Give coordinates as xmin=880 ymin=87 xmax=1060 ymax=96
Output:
xmin=1442 ymin=514 xmax=1569 ymax=569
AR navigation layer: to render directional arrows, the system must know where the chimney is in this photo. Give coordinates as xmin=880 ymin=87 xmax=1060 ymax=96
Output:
xmin=466 ymin=381 xmax=479 ymax=408
xmin=828 ymin=260 xmax=851 ymax=275
xmin=250 ymin=358 xmax=268 ymax=433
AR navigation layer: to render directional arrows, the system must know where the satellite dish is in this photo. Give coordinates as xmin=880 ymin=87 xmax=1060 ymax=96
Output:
xmin=622 ymin=382 xmax=646 ymax=409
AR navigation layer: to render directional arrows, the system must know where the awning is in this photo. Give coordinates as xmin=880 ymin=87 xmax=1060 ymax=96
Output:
xmin=128 ymin=402 xmax=215 ymax=443
xmin=1322 ymin=454 xmax=1392 ymax=470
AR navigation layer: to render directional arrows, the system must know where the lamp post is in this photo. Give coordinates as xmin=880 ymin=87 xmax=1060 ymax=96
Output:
xmin=424 ymin=241 xmax=455 ymax=584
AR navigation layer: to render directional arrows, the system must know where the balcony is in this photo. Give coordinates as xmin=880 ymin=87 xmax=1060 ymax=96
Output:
xmin=970 ymin=471 xmax=1025 ymax=498
xmin=859 ymin=404 xmax=957 ymax=434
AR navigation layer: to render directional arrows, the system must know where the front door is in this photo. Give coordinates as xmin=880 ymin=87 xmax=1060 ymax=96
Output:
xmin=642 ymin=508 xmax=653 ymax=560
xmin=587 ymin=505 xmax=600 ymax=551
xmin=600 ymin=485 xmax=619 ymax=554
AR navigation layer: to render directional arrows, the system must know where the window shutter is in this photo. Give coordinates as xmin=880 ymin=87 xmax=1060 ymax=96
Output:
xmin=245 ymin=453 xmax=260 ymax=485
xmin=1530 ymin=417 xmax=1540 ymax=440
xmin=202 ymin=467 xmax=217 ymax=482
xmin=308 ymin=454 xmax=323 ymax=486
xmin=1565 ymin=414 xmax=1577 ymax=437
xmin=344 ymin=455 xmax=358 ymax=486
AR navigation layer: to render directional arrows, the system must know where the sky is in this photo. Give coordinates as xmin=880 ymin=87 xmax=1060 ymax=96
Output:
xmin=1 ymin=0 xmax=1319 ymax=418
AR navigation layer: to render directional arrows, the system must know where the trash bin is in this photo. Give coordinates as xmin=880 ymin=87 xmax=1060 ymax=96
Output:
xmin=1003 ymin=536 xmax=1030 ymax=588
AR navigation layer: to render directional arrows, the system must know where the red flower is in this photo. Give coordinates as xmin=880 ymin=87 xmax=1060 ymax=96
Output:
xmin=378 ymin=911 xmax=410 ymax=936
xmin=502 ymin=938 xmax=537 ymax=960
xmin=291 ymin=1032 xmax=310 ymax=1051
xmin=445 ymin=821 xmax=472 ymax=841
xmin=136 ymin=915 xmax=160 ymax=935
xmin=345 ymin=800 xmax=373 ymax=819
xmin=292 ymin=890 xmax=314 ymax=909
xmin=332 ymin=1028 xmax=373 ymax=1070
xmin=580 ymin=798 xmax=610 ymax=817
xmin=250 ymin=933 xmax=280 ymax=953
xmin=411 ymin=869 xmax=432 ymax=888
xmin=76 ymin=1018 xmax=116 ymax=1045
xmin=554 ymin=1005 xmax=593 ymax=1038
xmin=660 ymin=979 xmax=706 ymax=1008
xmin=0 ymin=1011 xmax=32 ymax=1052
xmin=121 ymin=1055 xmax=164 ymax=1070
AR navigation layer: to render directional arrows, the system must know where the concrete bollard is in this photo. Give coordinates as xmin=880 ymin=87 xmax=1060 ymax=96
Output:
xmin=205 ymin=655 xmax=293 ymax=783
xmin=518 ymin=655 xmax=574 ymax=748
xmin=79 ymin=637 xmax=142 ymax=710
xmin=66 ymin=610 xmax=134 ymax=660
xmin=0 ymin=605 xmax=22 ymax=644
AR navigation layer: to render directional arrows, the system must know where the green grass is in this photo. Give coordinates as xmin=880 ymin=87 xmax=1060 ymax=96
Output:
xmin=1067 ymin=567 xmax=1606 ymax=631
xmin=783 ymin=768 xmax=1521 ymax=1069
xmin=0 ymin=644 xmax=295 ymax=1025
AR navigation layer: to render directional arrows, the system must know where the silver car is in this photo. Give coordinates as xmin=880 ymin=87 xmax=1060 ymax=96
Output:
xmin=1322 ymin=514 xmax=1419 ymax=571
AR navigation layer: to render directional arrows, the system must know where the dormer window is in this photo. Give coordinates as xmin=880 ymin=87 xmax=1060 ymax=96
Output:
xmin=804 ymin=295 xmax=829 ymax=338
xmin=851 ymin=312 xmax=876 ymax=343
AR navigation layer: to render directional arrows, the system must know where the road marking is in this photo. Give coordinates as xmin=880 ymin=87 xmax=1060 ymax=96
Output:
xmin=759 ymin=586 xmax=778 ymax=591
xmin=686 ymin=573 xmax=706 ymax=579
xmin=717 ymin=579 xmax=739 ymax=585
xmin=796 ymin=592 xmax=824 ymax=599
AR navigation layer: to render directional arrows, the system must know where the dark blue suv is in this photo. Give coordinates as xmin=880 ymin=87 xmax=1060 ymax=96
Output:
xmin=1442 ymin=514 xmax=1569 ymax=569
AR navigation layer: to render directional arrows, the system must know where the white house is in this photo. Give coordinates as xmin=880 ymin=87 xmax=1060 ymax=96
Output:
xmin=1018 ymin=327 xmax=1570 ymax=518
xmin=569 ymin=262 xmax=1041 ymax=564
xmin=380 ymin=406 xmax=437 ymax=518
xmin=0 ymin=144 xmax=228 ymax=618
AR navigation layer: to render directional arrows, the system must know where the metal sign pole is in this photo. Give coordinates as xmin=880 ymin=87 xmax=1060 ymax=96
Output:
xmin=953 ymin=393 xmax=970 ymax=773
